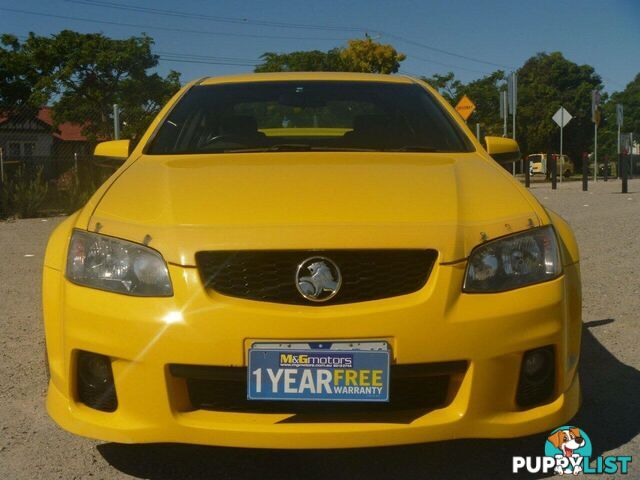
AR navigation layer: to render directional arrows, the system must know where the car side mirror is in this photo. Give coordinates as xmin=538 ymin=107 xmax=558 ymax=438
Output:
xmin=484 ymin=136 xmax=521 ymax=164
xmin=94 ymin=139 xmax=131 ymax=162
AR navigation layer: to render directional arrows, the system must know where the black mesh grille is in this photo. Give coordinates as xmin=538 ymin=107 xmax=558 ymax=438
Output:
xmin=195 ymin=250 xmax=438 ymax=305
xmin=169 ymin=362 xmax=467 ymax=421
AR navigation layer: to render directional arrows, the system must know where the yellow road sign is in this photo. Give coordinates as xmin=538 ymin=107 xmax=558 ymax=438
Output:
xmin=455 ymin=95 xmax=476 ymax=121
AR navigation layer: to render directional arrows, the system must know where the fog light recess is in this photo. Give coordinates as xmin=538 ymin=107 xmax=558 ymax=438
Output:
xmin=77 ymin=351 xmax=118 ymax=412
xmin=516 ymin=346 xmax=555 ymax=408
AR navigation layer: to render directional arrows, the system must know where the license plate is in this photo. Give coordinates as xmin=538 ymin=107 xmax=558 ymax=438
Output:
xmin=247 ymin=341 xmax=390 ymax=402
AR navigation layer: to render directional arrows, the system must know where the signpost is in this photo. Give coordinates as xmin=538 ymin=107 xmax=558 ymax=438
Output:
xmin=621 ymin=152 xmax=628 ymax=193
xmin=500 ymin=90 xmax=508 ymax=137
xmin=113 ymin=104 xmax=121 ymax=140
xmin=508 ymin=72 xmax=518 ymax=175
xmin=631 ymin=133 xmax=634 ymax=178
xmin=455 ymin=95 xmax=476 ymax=121
xmin=508 ymin=72 xmax=517 ymax=138
xmin=507 ymin=72 xmax=522 ymax=173
xmin=549 ymin=151 xmax=557 ymax=190
xmin=552 ymin=106 xmax=573 ymax=182
xmin=616 ymin=104 xmax=623 ymax=178
xmin=582 ymin=152 xmax=588 ymax=191
xmin=617 ymin=104 xmax=624 ymax=154
xmin=592 ymin=90 xmax=601 ymax=182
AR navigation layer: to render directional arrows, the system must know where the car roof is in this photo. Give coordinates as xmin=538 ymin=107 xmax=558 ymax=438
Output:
xmin=199 ymin=72 xmax=417 ymax=86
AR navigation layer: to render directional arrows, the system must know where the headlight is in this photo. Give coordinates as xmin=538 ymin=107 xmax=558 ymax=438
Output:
xmin=463 ymin=226 xmax=561 ymax=293
xmin=66 ymin=230 xmax=173 ymax=296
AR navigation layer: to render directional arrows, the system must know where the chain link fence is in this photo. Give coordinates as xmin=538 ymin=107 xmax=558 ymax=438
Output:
xmin=0 ymin=106 xmax=116 ymax=219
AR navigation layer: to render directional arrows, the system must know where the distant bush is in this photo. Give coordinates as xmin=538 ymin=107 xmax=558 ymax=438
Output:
xmin=0 ymin=159 xmax=114 ymax=219
xmin=61 ymin=175 xmax=99 ymax=213
xmin=1 ymin=167 xmax=49 ymax=218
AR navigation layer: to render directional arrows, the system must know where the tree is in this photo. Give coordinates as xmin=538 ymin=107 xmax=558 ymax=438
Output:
xmin=254 ymin=37 xmax=406 ymax=74
xmin=517 ymin=52 xmax=602 ymax=161
xmin=614 ymin=74 xmax=640 ymax=135
xmin=340 ymin=37 xmax=406 ymax=74
xmin=457 ymin=71 xmax=506 ymax=137
xmin=254 ymin=49 xmax=344 ymax=72
xmin=600 ymin=73 xmax=640 ymax=157
xmin=0 ymin=34 xmax=53 ymax=112
xmin=424 ymin=71 xmax=506 ymax=136
xmin=1 ymin=31 xmax=181 ymax=141
xmin=424 ymin=72 xmax=462 ymax=104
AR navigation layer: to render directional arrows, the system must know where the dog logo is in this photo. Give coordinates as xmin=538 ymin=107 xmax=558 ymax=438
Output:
xmin=545 ymin=426 xmax=592 ymax=475
xmin=296 ymin=257 xmax=342 ymax=302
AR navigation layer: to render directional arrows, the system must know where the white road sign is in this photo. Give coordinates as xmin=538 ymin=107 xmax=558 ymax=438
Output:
xmin=617 ymin=104 xmax=624 ymax=127
xmin=552 ymin=107 xmax=573 ymax=127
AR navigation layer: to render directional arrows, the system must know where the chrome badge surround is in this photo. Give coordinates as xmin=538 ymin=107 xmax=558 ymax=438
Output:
xmin=295 ymin=256 xmax=342 ymax=302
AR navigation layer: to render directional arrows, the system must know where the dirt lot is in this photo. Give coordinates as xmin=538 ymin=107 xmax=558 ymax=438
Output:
xmin=1 ymin=179 xmax=639 ymax=479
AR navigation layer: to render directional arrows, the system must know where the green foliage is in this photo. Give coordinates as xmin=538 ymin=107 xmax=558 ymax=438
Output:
xmin=0 ymin=31 xmax=181 ymax=141
xmin=47 ymin=31 xmax=181 ymax=141
xmin=424 ymin=72 xmax=462 ymax=104
xmin=0 ymin=34 xmax=51 ymax=112
xmin=255 ymin=49 xmax=344 ymax=72
xmin=340 ymin=37 xmax=406 ymax=74
xmin=1 ymin=167 xmax=48 ymax=218
xmin=60 ymin=175 xmax=98 ymax=213
xmin=517 ymin=52 xmax=602 ymax=161
xmin=426 ymin=54 xmax=625 ymax=161
xmin=458 ymin=71 xmax=506 ymax=137
xmin=425 ymin=71 xmax=506 ymax=136
xmin=613 ymin=73 xmax=640 ymax=134
xmin=254 ymin=37 xmax=405 ymax=74
xmin=599 ymin=73 xmax=640 ymax=156
xmin=52 ymin=158 xmax=114 ymax=214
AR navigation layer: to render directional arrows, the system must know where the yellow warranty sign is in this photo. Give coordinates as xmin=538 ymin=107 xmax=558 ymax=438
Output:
xmin=455 ymin=95 xmax=476 ymax=121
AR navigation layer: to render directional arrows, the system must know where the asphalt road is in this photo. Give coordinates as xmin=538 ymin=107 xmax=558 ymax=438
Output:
xmin=1 ymin=179 xmax=638 ymax=479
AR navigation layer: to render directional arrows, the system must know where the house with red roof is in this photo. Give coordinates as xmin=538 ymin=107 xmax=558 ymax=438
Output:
xmin=0 ymin=107 xmax=91 ymax=178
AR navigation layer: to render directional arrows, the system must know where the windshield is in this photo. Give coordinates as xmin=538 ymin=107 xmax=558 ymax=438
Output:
xmin=147 ymin=81 xmax=474 ymax=154
xmin=528 ymin=154 xmax=543 ymax=162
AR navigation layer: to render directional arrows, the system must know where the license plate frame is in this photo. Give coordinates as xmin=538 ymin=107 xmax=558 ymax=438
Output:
xmin=247 ymin=341 xmax=390 ymax=402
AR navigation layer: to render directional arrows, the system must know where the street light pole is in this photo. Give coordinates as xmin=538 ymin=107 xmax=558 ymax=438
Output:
xmin=511 ymin=72 xmax=517 ymax=176
xmin=511 ymin=72 xmax=517 ymax=143
xmin=594 ymin=122 xmax=598 ymax=182
xmin=502 ymin=91 xmax=508 ymax=137
xmin=560 ymin=108 xmax=564 ymax=183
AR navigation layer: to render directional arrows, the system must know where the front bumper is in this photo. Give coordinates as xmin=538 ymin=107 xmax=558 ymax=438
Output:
xmin=43 ymin=259 xmax=582 ymax=449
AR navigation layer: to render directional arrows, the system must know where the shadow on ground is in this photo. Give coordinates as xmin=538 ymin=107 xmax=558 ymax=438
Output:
xmin=98 ymin=320 xmax=639 ymax=480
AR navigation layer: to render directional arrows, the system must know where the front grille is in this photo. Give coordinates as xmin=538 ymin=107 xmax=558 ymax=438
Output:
xmin=195 ymin=249 xmax=438 ymax=305
xmin=170 ymin=362 xmax=467 ymax=422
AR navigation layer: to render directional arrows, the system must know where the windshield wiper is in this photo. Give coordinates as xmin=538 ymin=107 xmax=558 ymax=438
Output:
xmin=220 ymin=145 xmax=378 ymax=153
xmin=384 ymin=146 xmax=441 ymax=152
xmin=268 ymin=144 xmax=314 ymax=151
xmin=222 ymin=144 xmax=313 ymax=153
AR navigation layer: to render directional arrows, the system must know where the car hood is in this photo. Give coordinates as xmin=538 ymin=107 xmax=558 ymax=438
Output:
xmin=89 ymin=152 xmax=543 ymax=265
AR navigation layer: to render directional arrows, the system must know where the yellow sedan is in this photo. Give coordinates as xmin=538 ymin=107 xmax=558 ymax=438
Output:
xmin=43 ymin=72 xmax=581 ymax=449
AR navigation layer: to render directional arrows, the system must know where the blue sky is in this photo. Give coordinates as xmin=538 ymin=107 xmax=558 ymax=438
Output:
xmin=1 ymin=0 xmax=638 ymax=92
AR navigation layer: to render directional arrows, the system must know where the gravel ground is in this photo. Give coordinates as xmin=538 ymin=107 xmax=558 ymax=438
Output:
xmin=1 ymin=179 xmax=638 ymax=479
